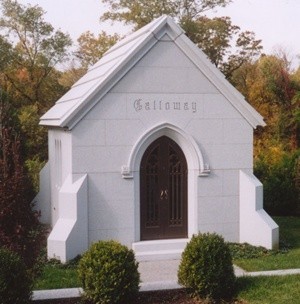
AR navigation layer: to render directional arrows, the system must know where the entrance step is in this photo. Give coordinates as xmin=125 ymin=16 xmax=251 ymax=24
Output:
xmin=132 ymin=238 xmax=189 ymax=261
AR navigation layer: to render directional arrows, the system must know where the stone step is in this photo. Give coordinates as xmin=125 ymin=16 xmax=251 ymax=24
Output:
xmin=135 ymin=249 xmax=183 ymax=261
xmin=132 ymin=238 xmax=189 ymax=261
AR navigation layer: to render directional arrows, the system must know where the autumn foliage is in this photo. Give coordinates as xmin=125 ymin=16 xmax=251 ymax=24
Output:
xmin=0 ymin=93 xmax=44 ymax=268
xmin=0 ymin=1 xmax=299 ymax=274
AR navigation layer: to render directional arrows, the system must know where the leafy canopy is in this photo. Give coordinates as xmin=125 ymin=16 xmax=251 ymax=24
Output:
xmin=75 ymin=31 xmax=119 ymax=68
xmin=0 ymin=0 xmax=72 ymax=107
xmin=100 ymin=0 xmax=262 ymax=78
xmin=0 ymin=90 xmax=44 ymax=268
xmin=101 ymin=0 xmax=232 ymax=30
xmin=0 ymin=0 xmax=72 ymax=164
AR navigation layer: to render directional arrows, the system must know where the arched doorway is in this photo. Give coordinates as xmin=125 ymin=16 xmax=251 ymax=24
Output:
xmin=140 ymin=136 xmax=188 ymax=240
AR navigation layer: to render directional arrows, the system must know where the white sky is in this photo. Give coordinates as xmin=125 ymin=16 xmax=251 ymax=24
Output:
xmin=16 ymin=0 xmax=300 ymax=65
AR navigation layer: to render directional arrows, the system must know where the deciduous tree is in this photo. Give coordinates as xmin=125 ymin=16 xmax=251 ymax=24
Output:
xmin=231 ymin=53 xmax=300 ymax=215
xmin=101 ymin=0 xmax=232 ymax=30
xmin=76 ymin=31 xmax=119 ymax=68
xmin=100 ymin=0 xmax=262 ymax=78
xmin=0 ymin=0 xmax=72 ymax=178
xmin=0 ymin=0 xmax=72 ymax=109
xmin=0 ymin=89 xmax=44 ymax=268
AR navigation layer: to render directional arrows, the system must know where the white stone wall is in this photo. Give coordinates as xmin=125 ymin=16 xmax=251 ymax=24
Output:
xmin=47 ymin=174 xmax=88 ymax=262
xmin=240 ymin=170 xmax=279 ymax=249
xmin=33 ymin=162 xmax=51 ymax=224
xmin=48 ymin=129 xmax=72 ymax=225
xmin=71 ymin=40 xmax=253 ymax=245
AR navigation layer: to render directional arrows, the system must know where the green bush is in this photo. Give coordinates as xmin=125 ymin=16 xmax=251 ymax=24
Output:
xmin=228 ymin=242 xmax=273 ymax=259
xmin=78 ymin=240 xmax=140 ymax=304
xmin=255 ymin=150 xmax=299 ymax=216
xmin=178 ymin=233 xmax=236 ymax=301
xmin=0 ymin=247 xmax=32 ymax=304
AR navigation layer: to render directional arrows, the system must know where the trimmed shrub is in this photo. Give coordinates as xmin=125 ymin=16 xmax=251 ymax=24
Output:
xmin=0 ymin=247 xmax=32 ymax=304
xmin=228 ymin=242 xmax=273 ymax=259
xmin=178 ymin=233 xmax=236 ymax=301
xmin=78 ymin=240 xmax=140 ymax=304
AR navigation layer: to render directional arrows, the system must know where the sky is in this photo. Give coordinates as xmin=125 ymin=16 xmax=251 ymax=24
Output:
xmin=16 ymin=0 xmax=300 ymax=66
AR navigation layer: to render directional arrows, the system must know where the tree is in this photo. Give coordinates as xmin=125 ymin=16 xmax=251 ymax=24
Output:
xmin=60 ymin=31 xmax=120 ymax=95
xmin=183 ymin=15 xmax=262 ymax=77
xmin=222 ymin=29 xmax=263 ymax=78
xmin=230 ymin=53 xmax=300 ymax=215
xmin=0 ymin=0 xmax=72 ymax=109
xmin=0 ymin=0 xmax=72 ymax=183
xmin=0 ymin=89 xmax=44 ymax=268
xmin=75 ymin=31 xmax=119 ymax=68
xmin=100 ymin=0 xmax=262 ymax=78
xmin=255 ymin=148 xmax=299 ymax=215
xmin=243 ymin=55 xmax=299 ymax=150
xmin=101 ymin=0 xmax=232 ymax=30
xmin=58 ymin=61 xmax=87 ymax=89
xmin=291 ymin=68 xmax=300 ymax=148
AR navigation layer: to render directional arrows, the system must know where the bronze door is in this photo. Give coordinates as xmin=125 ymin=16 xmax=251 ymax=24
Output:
xmin=140 ymin=136 xmax=188 ymax=240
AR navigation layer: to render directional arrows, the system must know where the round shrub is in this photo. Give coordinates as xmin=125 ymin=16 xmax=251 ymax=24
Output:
xmin=0 ymin=247 xmax=32 ymax=304
xmin=178 ymin=233 xmax=236 ymax=301
xmin=78 ymin=240 xmax=140 ymax=304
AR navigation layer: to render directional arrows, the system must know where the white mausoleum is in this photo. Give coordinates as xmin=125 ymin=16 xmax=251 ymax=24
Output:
xmin=36 ymin=16 xmax=279 ymax=262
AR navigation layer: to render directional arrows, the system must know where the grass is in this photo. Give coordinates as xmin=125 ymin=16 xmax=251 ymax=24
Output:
xmin=234 ymin=216 xmax=300 ymax=271
xmin=236 ymin=274 xmax=300 ymax=304
xmin=33 ymin=279 xmax=300 ymax=304
xmin=33 ymin=216 xmax=300 ymax=292
xmin=33 ymin=262 xmax=80 ymax=290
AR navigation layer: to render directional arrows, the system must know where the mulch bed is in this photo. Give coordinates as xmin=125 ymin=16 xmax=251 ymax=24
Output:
xmin=33 ymin=289 xmax=246 ymax=303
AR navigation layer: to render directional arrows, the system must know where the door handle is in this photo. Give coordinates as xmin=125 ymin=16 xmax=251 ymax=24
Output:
xmin=160 ymin=190 xmax=164 ymax=200
xmin=160 ymin=189 xmax=168 ymax=200
xmin=164 ymin=189 xmax=168 ymax=200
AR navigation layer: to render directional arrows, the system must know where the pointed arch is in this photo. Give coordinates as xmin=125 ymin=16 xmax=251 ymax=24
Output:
xmin=122 ymin=122 xmax=209 ymax=179
xmin=124 ymin=122 xmax=208 ymax=241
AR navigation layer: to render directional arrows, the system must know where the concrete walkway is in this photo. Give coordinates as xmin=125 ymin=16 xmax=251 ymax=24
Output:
xmin=32 ymin=260 xmax=300 ymax=301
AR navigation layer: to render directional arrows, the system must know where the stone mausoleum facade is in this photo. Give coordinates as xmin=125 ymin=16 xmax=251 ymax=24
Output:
xmin=35 ymin=16 xmax=279 ymax=262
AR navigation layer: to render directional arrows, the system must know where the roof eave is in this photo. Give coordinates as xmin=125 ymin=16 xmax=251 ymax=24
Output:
xmin=62 ymin=36 xmax=159 ymax=129
xmin=40 ymin=16 xmax=266 ymax=130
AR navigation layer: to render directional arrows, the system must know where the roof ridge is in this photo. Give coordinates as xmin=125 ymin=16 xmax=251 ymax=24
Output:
xmin=40 ymin=15 xmax=265 ymax=129
xmin=105 ymin=15 xmax=168 ymax=56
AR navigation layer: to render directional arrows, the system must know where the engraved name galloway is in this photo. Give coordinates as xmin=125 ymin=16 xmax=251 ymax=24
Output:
xmin=133 ymin=99 xmax=197 ymax=113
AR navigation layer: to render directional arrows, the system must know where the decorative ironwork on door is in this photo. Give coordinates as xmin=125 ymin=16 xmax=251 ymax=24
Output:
xmin=140 ymin=136 xmax=187 ymax=240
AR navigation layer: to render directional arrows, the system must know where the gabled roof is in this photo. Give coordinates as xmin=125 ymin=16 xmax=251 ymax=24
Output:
xmin=40 ymin=15 xmax=265 ymax=129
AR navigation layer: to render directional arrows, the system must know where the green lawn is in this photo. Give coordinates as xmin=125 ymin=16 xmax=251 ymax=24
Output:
xmin=34 ymin=216 xmax=300 ymax=297
xmin=34 ymin=264 xmax=80 ymax=290
xmin=234 ymin=216 xmax=300 ymax=271
xmin=236 ymin=275 xmax=300 ymax=304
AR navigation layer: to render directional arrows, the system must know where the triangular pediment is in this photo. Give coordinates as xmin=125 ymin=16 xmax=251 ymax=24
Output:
xmin=40 ymin=15 xmax=265 ymax=129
